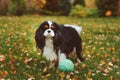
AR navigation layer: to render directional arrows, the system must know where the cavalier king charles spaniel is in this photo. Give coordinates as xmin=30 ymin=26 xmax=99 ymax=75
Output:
xmin=35 ymin=21 xmax=84 ymax=67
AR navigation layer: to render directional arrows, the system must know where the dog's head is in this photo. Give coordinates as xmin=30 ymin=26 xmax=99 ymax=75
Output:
xmin=35 ymin=21 xmax=62 ymax=50
xmin=40 ymin=21 xmax=59 ymax=38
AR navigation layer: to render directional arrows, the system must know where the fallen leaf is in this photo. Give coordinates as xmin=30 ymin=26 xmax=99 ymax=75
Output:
xmin=45 ymin=73 xmax=51 ymax=78
xmin=96 ymin=70 xmax=101 ymax=73
xmin=88 ymin=71 xmax=92 ymax=76
xmin=59 ymin=72 xmax=65 ymax=78
xmin=116 ymin=72 xmax=120 ymax=75
xmin=107 ymin=67 xmax=113 ymax=71
xmin=43 ymin=67 xmax=48 ymax=72
xmin=112 ymin=57 xmax=116 ymax=63
xmin=104 ymin=68 xmax=109 ymax=73
xmin=97 ymin=66 xmax=104 ymax=71
xmin=0 ymin=55 xmax=5 ymax=62
xmin=110 ymin=76 xmax=113 ymax=80
xmin=24 ymin=58 xmax=33 ymax=64
xmin=82 ymin=63 xmax=87 ymax=69
xmin=100 ymin=60 xmax=106 ymax=65
xmin=86 ymin=78 xmax=93 ymax=80
xmin=74 ymin=70 xmax=79 ymax=74
xmin=72 ymin=75 xmax=79 ymax=80
xmin=74 ymin=62 xmax=79 ymax=66
xmin=0 ymin=71 xmax=8 ymax=78
xmin=28 ymin=76 xmax=35 ymax=80
xmin=66 ymin=74 xmax=71 ymax=79
xmin=102 ymin=73 xmax=108 ymax=76
xmin=108 ymin=62 xmax=113 ymax=67
xmin=114 ymin=65 xmax=119 ymax=69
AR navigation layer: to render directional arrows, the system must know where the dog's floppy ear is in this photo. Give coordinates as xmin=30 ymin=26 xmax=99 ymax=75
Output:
xmin=35 ymin=26 xmax=45 ymax=50
xmin=53 ymin=24 xmax=62 ymax=47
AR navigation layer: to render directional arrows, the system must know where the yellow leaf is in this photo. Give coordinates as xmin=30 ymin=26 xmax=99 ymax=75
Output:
xmin=104 ymin=68 xmax=109 ymax=73
xmin=0 ymin=71 xmax=8 ymax=78
xmin=43 ymin=67 xmax=48 ymax=72
xmin=82 ymin=63 xmax=87 ymax=69
xmin=59 ymin=72 xmax=65 ymax=78
xmin=110 ymin=76 xmax=113 ymax=80
xmin=72 ymin=75 xmax=79 ymax=80
xmin=86 ymin=78 xmax=93 ymax=80
xmin=108 ymin=62 xmax=113 ymax=67
xmin=0 ymin=55 xmax=6 ymax=62
xmin=45 ymin=74 xmax=51 ymax=78
xmin=100 ymin=60 xmax=106 ymax=65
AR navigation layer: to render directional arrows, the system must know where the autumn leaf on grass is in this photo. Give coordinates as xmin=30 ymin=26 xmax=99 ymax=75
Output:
xmin=43 ymin=67 xmax=48 ymax=72
xmin=86 ymin=78 xmax=93 ymax=80
xmin=59 ymin=72 xmax=65 ymax=78
xmin=99 ymin=60 xmax=106 ymax=66
xmin=0 ymin=71 xmax=8 ymax=79
xmin=28 ymin=76 xmax=35 ymax=80
xmin=81 ymin=63 xmax=87 ymax=69
xmin=24 ymin=58 xmax=33 ymax=64
xmin=0 ymin=55 xmax=6 ymax=62
xmin=104 ymin=68 xmax=110 ymax=74
xmin=72 ymin=75 xmax=80 ymax=80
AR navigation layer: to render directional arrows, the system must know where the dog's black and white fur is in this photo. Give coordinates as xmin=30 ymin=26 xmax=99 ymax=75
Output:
xmin=35 ymin=21 xmax=84 ymax=67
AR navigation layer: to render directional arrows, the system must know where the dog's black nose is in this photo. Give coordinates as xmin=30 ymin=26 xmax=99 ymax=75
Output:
xmin=47 ymin=30 xmax=51 ymax=33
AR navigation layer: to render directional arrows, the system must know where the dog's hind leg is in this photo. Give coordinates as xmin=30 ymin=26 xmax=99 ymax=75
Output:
xmin=75 ymin=43 xmax=84 ymax=62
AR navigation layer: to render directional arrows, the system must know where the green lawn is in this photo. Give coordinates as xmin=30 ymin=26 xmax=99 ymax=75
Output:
xmin=0 ymin=16 xmax=120 ymax=80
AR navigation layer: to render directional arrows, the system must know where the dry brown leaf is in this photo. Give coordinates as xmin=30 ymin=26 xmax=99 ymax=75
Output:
xmin=114 ymin=65 xmax=119 ymax=69
xmin=100 ymin=60 xmax=106 ymax=65
xmin=86 ymin=78 xmax=93 ymax=80
xmin=74 ymin=62 xmax=79 ymax=66
xmin=74 ymin=70 xmax=79 ymax=74
xmin=24 ymin=58 xmax=33 ymax=64
xmin=66 ymin=74 xmax=71 ymax=79
xmin=104 ymin=68 xmax=109 ymax=73
xmin=108 ymin=62 xmax=113 ymax=67
xmin=72 ymin=75 xmax=79 ymax=80
xmin=43 ymin=67 xmax=48 ymax=72
xmin=112 ymin=57 xmax=116 ymax=63
xmin=102 ymin=73 xmax=108 ymax=76
xmin=110 ymin=76 xmax=113 ymax=80
xmin=28 ymin=76 xmax=35 ymax=80
xmin=96 ymin=70 xmax=101 ymax=73
xmin=0 ymin=71 xmax=8 ymax=78
xmin=88 ymin=71 xmax=92 ymax=76
xmin=82 ymin=63 xmax=87 ymax=69
xmin=97 ymin=66 xmax=104 ymax=71
xmin=59 ymin=72 xmax=65 ymax=78
xmin=45 ymin=73 xmax=51 ymax=78
xmin=0 ymin=55 xmax=5 ymax=62
xmin=107 ymin=67 xmax=113 ymax=71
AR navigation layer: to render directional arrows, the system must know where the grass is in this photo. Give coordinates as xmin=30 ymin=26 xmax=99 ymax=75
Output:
xmin=0 ymin=16 xmax=120 ymax=80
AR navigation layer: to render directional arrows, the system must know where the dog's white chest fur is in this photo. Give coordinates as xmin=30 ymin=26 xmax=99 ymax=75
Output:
xmin=43 ymin=38 xmax=57 ymax=61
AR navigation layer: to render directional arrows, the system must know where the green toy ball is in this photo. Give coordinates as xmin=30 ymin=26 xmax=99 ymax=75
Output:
xmin=58 ymin=59 xmax=74 ymax=72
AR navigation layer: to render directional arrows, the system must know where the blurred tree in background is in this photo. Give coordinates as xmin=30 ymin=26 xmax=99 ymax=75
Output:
xmin=25 ymin=0 xmax=36 ymax=14
xmin=34 ymin=0 xmax=46 ymax=9
xmin=96 ymin=0 xmax=120 ymax=16
xmin=0 ymin=0 xmax=10 ymax=15
xmin=7 ymin=0 xmax=26 ymax=16
xmin=74 ymin=0 xmax=85 ymax=6
xmin=0 ymin=0 xmax=120 ymax=17
xmin=59 ymin=0 xmax=74 ymax=15
xmin=42 ymin=0 xmax=59 ymax=12
xmin=70 ymin=5 xmax=87 ymax=17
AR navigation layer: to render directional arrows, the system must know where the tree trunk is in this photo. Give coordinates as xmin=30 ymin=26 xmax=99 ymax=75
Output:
xmin=85 ymin=0 xmax=96 ymax=8
xmin=117 ymin=0 xmax=120 ymax=16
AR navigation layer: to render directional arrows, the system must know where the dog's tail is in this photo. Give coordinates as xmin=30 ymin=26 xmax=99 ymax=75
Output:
xmin=64 ymin=24 xmax=82 ymax=34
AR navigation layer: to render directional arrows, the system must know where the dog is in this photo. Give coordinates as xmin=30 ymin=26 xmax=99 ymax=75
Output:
xmin=35 ymin=21 xmax=84 ymax=67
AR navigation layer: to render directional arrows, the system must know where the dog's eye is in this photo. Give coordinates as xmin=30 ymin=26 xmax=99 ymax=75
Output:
xmin=51 ymin=26 xmax=55 ymax=30
xmin=45 ymin=25 xmax=49 ymax=29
